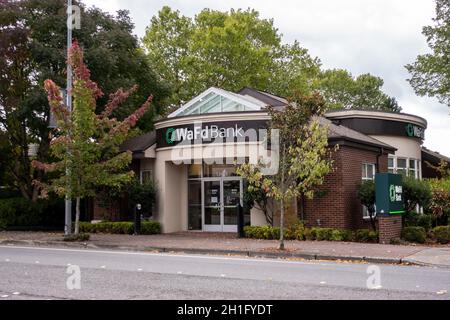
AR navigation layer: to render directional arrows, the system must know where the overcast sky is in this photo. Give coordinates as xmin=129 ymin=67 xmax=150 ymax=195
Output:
xmin=83 ymin=0 xmax=450 ymax=156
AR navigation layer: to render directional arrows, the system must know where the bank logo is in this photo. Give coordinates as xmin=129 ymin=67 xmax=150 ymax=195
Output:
xmin=166 ymin=128 xmax=175 ymax=144
xmin=405 ymin=123 xmax=424 ymax=139
xmin=389 ymin=184 xmax=402 ymax=202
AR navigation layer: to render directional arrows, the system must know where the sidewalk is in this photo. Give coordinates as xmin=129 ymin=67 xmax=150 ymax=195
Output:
xmin=1 ymin=231 xmax=449 ymax=266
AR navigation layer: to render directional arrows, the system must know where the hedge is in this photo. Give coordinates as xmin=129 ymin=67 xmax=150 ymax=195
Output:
xmin=401 ymin=226 xmax=427 ymax=244
xmin=79 ymin=221 xmax=161 ymax=235
xmin=432 ymin=226 xmax=450 ymax=244
xmin=244 ymin=225 xmax=375 ymax=243
xmin=0 ymin=197 xmax=64 ymax=228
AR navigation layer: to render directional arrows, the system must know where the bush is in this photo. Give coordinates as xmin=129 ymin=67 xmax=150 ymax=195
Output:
xmin=405 ymin=213 xmax=433 ymax=231
xmin=63 ymin=233 xmax=90 ymax=242
xmin=141 ymin=221 xmax=161 ymax=235
xmin=0 ymin=197 xmax=64 ymax=228
xmin=432 ymin=226 xmax=450 ymax=244
xmin=310 ymin=227 xmax=334 ymax=241
xmin=79 ymin=221 xmax=161 ymax=235
xmin=330 ymin=229 xmax=354 ymax=242
xmin=355 ymin=229 xmax=378 ymax=243
xmin=401 ymin=226 xmax=426 ymax=244
xmin=0 ymin=219 xmax=6 ymax=231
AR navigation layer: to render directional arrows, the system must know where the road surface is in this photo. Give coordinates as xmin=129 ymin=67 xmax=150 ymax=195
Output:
xmin=0 ymin=245 xmax=449 ymax=300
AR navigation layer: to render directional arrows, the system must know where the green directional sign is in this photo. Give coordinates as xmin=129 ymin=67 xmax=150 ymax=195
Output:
xmin=375 ymin=173 xmax=405 ymax=216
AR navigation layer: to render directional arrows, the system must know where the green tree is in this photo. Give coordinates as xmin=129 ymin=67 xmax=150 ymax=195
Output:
xmin=402 ymin=175 xmax=432 ymax=226
xmin=32 ymin=42 xmax=153 ymax=235
xmin=0 ymin=0 xmax=168 ymax=201
xmin=143 ymin=6 xmax=400 ymax=112
xmin=143 ymin=7 xmax=321 ymax=107
xmin=357 ymin=180 xmax=376 ymax=230
xmin=316 ymin=69 xmax=402 ymax=111
xmin=406 ymin=0 xmax=450 ymax=106
xmin=237 ymin=93 xmax=335 ymax=250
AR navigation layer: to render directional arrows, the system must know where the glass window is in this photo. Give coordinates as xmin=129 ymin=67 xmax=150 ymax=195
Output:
xmin=140 ymin=170 xmax=153 ymax=184
xmin=203 ymin=163 xmax=238 ymax=177
xmin=362 ymin=163 xmax=375 ymax=181
xmin=397 ymin=158 xmax=407 ymax=176
xmin=188 ymin=164 xmax=202 ymax=179
xmin=409 ymin=159 xmax=417 ymax=178
xmin=188 ymin=181 xmax=202 ymax=230
xmin=362 ymin=163 xmax=376 ymax=219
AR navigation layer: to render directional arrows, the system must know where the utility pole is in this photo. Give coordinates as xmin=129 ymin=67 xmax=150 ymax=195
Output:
xmin=64 ymin=0 xmax=73 ymax=235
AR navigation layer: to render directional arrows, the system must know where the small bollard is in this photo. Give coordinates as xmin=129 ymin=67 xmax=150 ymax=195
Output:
xmin=134 ymin=203 xmax=142 ymax=235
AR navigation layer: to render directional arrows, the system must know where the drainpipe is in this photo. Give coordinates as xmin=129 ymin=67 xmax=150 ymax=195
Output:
xmin=376 ymin=147 xmax=384 ymax=173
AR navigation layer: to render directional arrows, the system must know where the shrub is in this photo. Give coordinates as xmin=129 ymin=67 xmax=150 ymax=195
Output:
xmin=63 ymin=233 xmax=90 ymax=242
xmin=401 ymin=226 xmax=426 ymax=244
xmin=78 ymin=221 xmax=161 ymax=235
xmin=355 ymin=229 xmax=378 ymax=243
xmin=0 ymin=197 xmax=64 ymax=228
xmin=432 ymin=226 xmax=450 ymax=244
xmin=330 ymin=229 xmax=354 ymax=242
xmin=405 ymin=213 xmax=433 ymax=231
xmin=0 ymin=219 xmax=6 ymax=231
xmin=141 ymin=221 xmax=161 ymax=235
xmin=311 ymin=227 xmax=334 ymax=241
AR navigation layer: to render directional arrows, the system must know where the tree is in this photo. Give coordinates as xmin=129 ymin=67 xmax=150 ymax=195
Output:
xmin=402 ymin=175 xmax=432 ymax=226
xmin=316 ymin=69 xmax=402 ymax=111
xmin=0 ymin=0 xmax=168 ymax=201
xmin=32 ymin=42 xmax=153 ymax=235
xmin=143 ymin=6 xmax=400 ymax=112
xmin=237 ymin=93 xmax=335 ymax=250
xmin=357 ymin=180 xmax=376 ymax=230
xmin=406 ymin=0 xmax=450 ymax=106
xmin=143 ymin=7 xmax=321 ymax=107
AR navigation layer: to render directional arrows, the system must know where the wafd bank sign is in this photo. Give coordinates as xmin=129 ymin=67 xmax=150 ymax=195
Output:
xmin=156 ymin=120 xmax=268 ymax=148
xmin=375 ymin=173 xmax=405 ymax=216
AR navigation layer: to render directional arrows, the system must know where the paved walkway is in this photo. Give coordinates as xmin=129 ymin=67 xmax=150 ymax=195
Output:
xmin=1 ymin=231 xmax=448 ymax=266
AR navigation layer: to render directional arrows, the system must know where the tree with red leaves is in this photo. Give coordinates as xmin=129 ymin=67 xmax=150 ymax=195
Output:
xmin=32 ymin=42 xmax=153 ymax=235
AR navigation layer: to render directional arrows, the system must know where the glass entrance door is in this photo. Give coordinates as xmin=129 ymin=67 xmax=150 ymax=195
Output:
xmin=202 ymin=178 xmax=242 ymax=232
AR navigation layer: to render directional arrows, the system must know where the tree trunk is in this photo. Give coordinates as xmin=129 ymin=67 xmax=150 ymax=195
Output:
xmin=279 ymin=197 xmax=285 ymax=250
xmin=279 ymin=153 xmax=285 ymax=250
xmin=75 ymin=197 xmax=80 ymax=235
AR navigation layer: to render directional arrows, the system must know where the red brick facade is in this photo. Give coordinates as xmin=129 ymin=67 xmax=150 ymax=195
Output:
xmin=378 ymin=215 xmax=402 ymax=244
xmin=301 ymin=144 xmax=389 ymax=230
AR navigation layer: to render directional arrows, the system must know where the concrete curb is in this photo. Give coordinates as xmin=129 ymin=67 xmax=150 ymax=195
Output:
xmin=0 ymin=239 xmax=408 ymax=265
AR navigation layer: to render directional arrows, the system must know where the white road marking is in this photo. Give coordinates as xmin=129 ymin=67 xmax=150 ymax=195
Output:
xmin=137 ymin=268 xmax=143 ymax=271
xmin=100 ymin=265 xmax=106 ymax=269
xmin=1 ymin=295 xmax=9 ymax=298
xmin=320 ymin=281 xmax=327 ymax=284
xmin=0 ymin=245 xmax=341 ymax=267
xmin=220 ymin=274 xmax=226 ymax=277
xmin=436 ymin=290 xmax=447 ymax=295
xmin=12 ymin=292 xmax=20 ymax=295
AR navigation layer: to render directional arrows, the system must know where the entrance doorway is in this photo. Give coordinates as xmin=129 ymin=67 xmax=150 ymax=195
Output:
xmin=203 ymin=178 xmax=242 ymax=232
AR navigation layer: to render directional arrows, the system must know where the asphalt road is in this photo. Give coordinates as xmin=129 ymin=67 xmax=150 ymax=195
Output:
xmin=0 ymin=245 xmax=449 ymax=300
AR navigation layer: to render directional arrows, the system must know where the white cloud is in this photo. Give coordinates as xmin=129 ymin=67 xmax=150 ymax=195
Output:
xmin=82 ymin=0 xmax=450 ymax=155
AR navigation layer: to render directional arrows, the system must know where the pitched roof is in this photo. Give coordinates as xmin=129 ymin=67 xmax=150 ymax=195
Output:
xmin=422 ymin=147 xmax=450 ymax=164
xmin=120 ymin=131 xmax=156 ymax=153
xmin=238 ymin=87 xmax=288 ymax=107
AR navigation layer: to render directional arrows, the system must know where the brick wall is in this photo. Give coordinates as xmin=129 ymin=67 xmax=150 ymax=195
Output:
xmin=302 ymin=144 xmax=389 ymax=230
xmin=378 ymin=215 xmax=402 ymax=244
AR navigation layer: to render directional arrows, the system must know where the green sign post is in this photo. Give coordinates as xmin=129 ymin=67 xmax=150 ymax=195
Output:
xmin=375 ymin=173 xmax=405 ymax=216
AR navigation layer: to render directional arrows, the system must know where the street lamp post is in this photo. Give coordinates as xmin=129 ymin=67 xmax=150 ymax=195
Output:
xmin=64 ymin=0 xmax=73 ymax=236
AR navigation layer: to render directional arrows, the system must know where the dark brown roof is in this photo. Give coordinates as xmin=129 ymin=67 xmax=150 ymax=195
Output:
xmin=318 ymin=116 xmax=396 ymax=151
xmin=238 ymin=87 xmax=287 ymax=107
xmin=422 ymin=147 xmax=450 ymax=164
xmin=120 ymin=131 xmax=156 ymax=153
